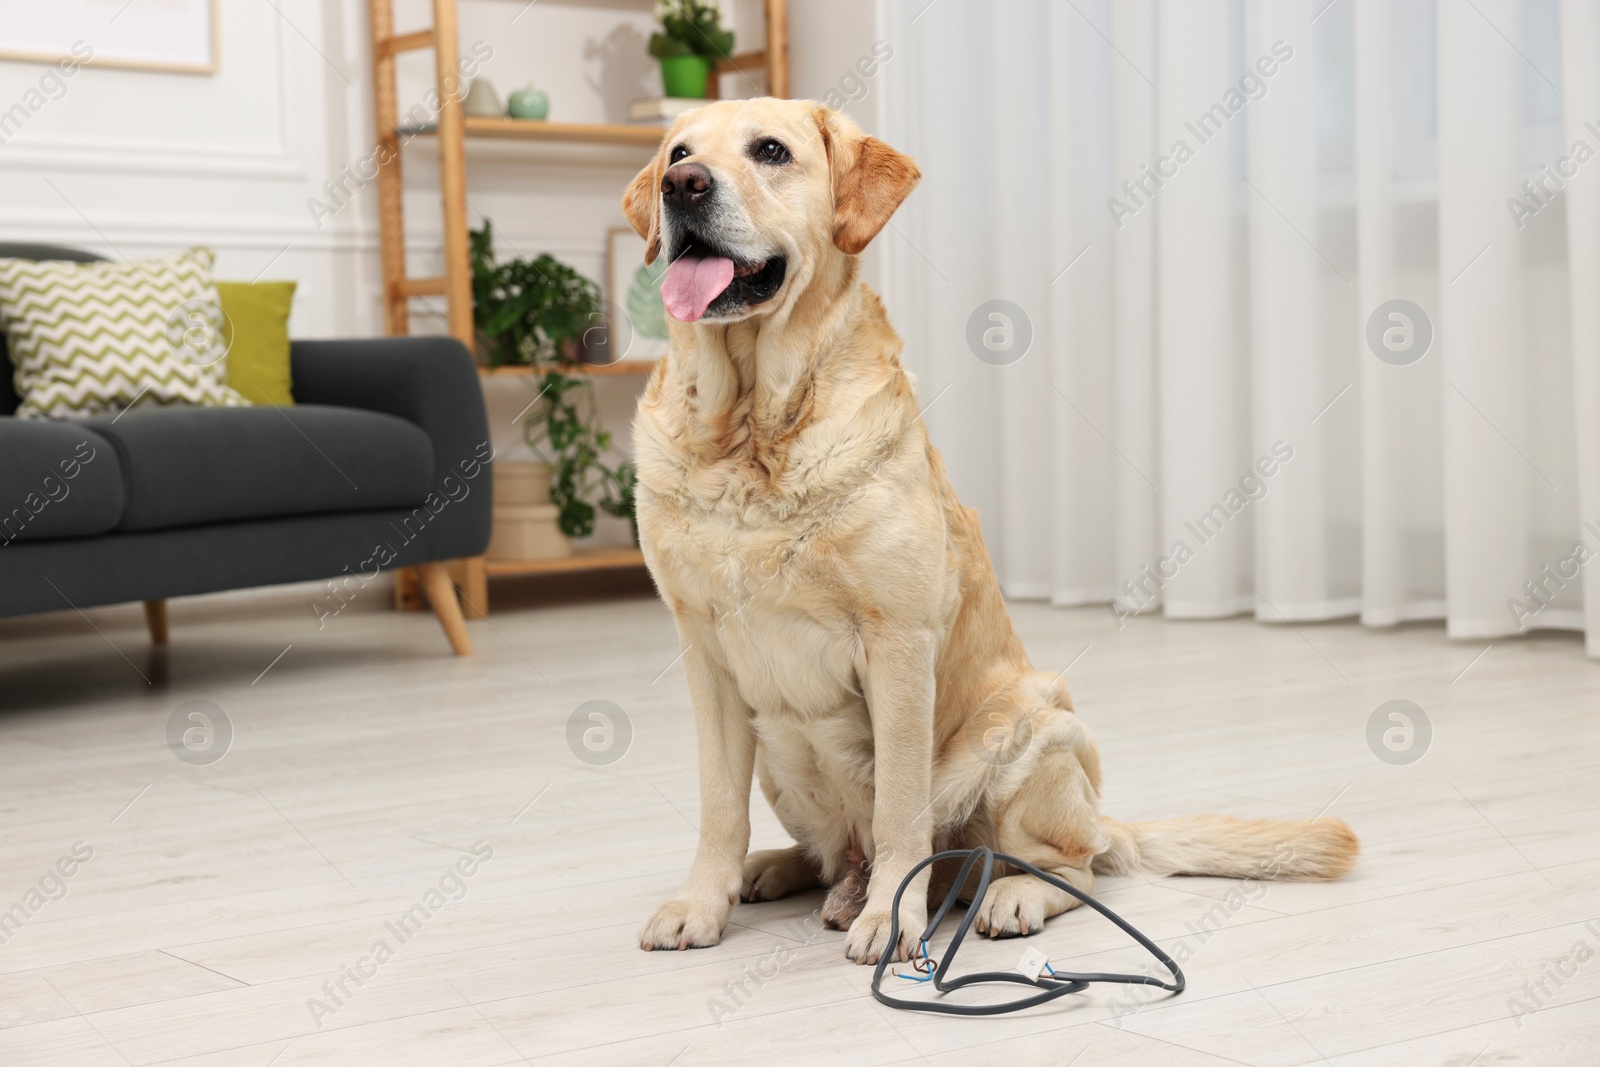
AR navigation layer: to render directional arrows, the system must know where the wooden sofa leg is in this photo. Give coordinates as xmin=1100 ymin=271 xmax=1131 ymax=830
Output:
xmin=143 ymin=599 xmax=169 ymax=646
xmin=394 ymin=566 xmax=424 ymax=611
xmin=418 ymin=562 xmax=473 ymax=656
xmin=442 ymin=559 xmax=488 ymax=619
xmin=462 ymin=555 xmax=489 ymax=619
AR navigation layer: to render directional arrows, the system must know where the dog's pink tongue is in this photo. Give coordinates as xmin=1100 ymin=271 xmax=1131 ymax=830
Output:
xmin=661 ymin=255 xmax=735 ymax=322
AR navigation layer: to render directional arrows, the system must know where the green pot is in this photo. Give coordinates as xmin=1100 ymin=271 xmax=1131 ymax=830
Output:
xmin=507 ymin=86 xmax=549 ymax=121
xmin=659 ymin=54 xmax=711 ymax=99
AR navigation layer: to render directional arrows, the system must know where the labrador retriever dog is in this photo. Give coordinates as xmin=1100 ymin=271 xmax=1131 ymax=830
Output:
xmin=624 ymin=98 xmax=1358 ymax=965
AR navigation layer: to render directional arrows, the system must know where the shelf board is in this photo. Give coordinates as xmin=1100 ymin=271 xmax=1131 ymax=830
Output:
xmin=484 ymin=544 xmax=646 ymax=578
xmin=399 ymin=116 xmax=665 ymax=148
xmin=481 ymin=360 xmax=659 ymax=377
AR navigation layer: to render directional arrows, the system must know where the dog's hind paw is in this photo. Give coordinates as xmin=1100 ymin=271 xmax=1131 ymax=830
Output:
xmin=742 ymin=847 xmax=821 ymax=902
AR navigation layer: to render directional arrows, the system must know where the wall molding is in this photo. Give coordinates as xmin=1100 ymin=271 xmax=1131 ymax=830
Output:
xmin=0 ymin=214 xmax=379 ymax=251
xmin=0 ymin=16 xmax=310 ymax=182
xmin=0 ymin=211 xmax=615 ymax=260
xmin=0 ymin=138 xmax=310 ymax=181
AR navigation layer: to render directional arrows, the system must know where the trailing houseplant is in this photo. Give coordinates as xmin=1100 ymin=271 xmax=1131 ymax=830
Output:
xmin=470 ymin=221 xmax=637 ymax=541
xmin=649 ymin=0 xmax=734 ymax=99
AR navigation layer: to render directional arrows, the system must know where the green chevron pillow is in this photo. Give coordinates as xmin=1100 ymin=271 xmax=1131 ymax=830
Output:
xmin=0 ymin=247 xmax=250 ymax=418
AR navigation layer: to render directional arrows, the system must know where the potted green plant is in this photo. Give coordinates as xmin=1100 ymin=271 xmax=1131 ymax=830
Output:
xmin=470 ymin=221 xmax=638 ymax=547
xmin=649 ymin=0 xmax=734 ymax=99
xmin=470 ymin=221 xmax=598 ymax=369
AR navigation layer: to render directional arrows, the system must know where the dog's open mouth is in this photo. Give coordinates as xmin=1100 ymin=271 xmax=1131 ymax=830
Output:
xmin=661 ymin=233 xmax=787 ymax=323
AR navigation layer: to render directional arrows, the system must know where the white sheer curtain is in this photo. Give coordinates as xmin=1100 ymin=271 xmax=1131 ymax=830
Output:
xmin=876 ymin=0 xmax=1600 ymax=657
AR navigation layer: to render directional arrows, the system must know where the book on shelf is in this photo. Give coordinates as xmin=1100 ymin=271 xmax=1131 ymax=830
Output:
xmin=628 ymin=97 xmax=708 ymax=123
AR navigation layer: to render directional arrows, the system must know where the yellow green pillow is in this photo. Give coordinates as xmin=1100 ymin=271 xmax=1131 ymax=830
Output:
xmin=218 ymin=280 xmax=296 ymax=406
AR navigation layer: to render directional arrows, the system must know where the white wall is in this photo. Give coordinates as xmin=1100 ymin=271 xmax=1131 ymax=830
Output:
xmin=0 ymin=0 xmax=881 ymax=548
xmin=0 ymin=1 xmax=370 ymax=335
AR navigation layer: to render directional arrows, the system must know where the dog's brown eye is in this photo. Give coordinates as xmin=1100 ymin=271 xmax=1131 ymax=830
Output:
xmin=670 ymin=144 xmax=690 ymax=164
xmin=751 ymin=138 xmax=791 ymax=166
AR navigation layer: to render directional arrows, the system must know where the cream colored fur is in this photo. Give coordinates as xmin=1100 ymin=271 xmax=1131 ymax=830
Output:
xmin=626 ymin=98 xmax=1359 ymax=965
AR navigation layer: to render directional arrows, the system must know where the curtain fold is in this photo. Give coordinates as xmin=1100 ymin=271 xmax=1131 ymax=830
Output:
xmin=1562 ymin=0 xmax=1600 ymax=656
xmin=1155 ymin=0 xmax=1251 ymax=618
xmin=877 ymin=0 xmax=1599 ymax=658
xmin=1355 ymin=0 xmax=1408 ymax=626
xmin=1439 ymin=0 xmax=1531 ymax=639
xmin=1247 ymin=0 xmax=1335 ymax=619
xmin=1107 ymin=0 xmax=1161 ymax=611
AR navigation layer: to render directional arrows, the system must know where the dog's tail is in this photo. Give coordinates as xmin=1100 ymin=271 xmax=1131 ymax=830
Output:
xmin=1093 ymin=814 xmax=1359 ymax=881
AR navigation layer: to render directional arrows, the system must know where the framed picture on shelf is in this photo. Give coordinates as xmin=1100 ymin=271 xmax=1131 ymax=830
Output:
xmin=0 ymin=0 xmax=219 ymax=74
xmin=605 ymin=227 xmax=670 ymax=363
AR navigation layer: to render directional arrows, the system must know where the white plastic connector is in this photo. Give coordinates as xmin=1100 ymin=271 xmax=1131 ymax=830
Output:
xmin=1015 ymin=946 xmax=1050 ymax=981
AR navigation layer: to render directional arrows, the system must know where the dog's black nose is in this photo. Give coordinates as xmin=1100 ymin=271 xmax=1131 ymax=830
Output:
xmin=661 ymin=162 xmax=713 ymax=212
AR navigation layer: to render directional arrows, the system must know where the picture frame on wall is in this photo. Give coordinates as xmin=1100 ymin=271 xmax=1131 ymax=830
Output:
xmin=0 ymin=0 xmax=219 ymax=75
xmin=605 ymin=227 xmax=670 ymax=364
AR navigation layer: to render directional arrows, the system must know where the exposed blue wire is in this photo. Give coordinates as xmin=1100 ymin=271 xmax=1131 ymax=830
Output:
xmin=893 ymin=939 xmax=937 ymax=982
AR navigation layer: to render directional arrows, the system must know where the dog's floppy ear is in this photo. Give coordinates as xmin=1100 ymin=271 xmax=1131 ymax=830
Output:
xmin=622 ymin=156 xmax=663 ymax=265
xmin=818 ymin=108 xmax=921 ymax=255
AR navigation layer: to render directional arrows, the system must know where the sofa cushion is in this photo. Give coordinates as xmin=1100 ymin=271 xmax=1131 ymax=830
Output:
xmin=83 ymin=405 xmax=434 ymax=532
xmin=218 ymin=280 xmax=297 ymax=406
xmin=0 ymin=420 xmax=123 ymax=543
xmin=0 ymin=247 xmax=249 ymax=418
xmin=0 ymin=243 xmax=105 ymax=418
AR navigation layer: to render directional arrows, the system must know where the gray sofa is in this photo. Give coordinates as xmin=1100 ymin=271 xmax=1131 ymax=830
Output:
xmin=0 ymin=243 xmax=491 ymax=654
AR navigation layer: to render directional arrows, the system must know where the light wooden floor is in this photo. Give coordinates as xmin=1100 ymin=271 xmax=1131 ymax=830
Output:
xmin=1 ymin=579 xmax=1597 ymax=1066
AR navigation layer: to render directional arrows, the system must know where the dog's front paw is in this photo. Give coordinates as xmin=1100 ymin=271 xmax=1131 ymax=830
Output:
xmin=639 ymin=895 xmax=731 ymax=951
xmin=973 ymin=873 xmax=1059 ymax=938
xmin=843 ymin=904 xmax=925 ymax=965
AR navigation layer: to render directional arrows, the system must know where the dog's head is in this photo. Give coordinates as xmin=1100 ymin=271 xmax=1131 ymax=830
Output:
xmin=622 ymin=98 xmax=920 ymax=324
